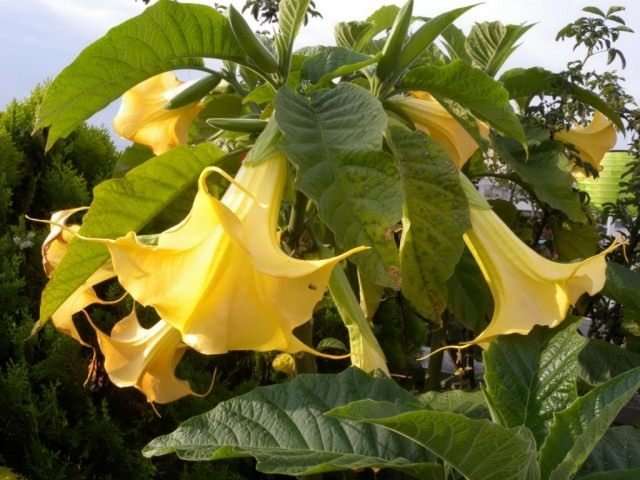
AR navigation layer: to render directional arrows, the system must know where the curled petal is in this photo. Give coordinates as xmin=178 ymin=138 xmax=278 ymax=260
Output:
xmin=389 ymin=93 xmax=489 ymax=168
xmin=113 ymin=72 xmax=203 ymax=155
xmin=39 ymin=208 xmax=115 ymax=344
xmin=77 ymin=155 xmax=366 ymax=356
xmin=93 ymin=310 xmax=194 ymax=404
xmin=555 ymin=111 xmax=617 ymax=178
xmin=459 ymin=174 xmax=617 ymax=346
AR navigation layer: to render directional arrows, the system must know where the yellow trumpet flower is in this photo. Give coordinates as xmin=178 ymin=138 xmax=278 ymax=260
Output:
xmin=79 ymin=154 xmax=366 ymax=356
xmin=459 ymin=174 xmax=617 ymax=346
xmin=39 ymin=208 xmax=115 ymax=344
xmin=555 ymin=111 xmax=617 ymax=178
xmin=113 ymin=72 xmax=203 ymax=155
xmin=389 ymin=92 xmax=489 ymax=168
xmin=92 ymin=310 xmax=194 ymax=404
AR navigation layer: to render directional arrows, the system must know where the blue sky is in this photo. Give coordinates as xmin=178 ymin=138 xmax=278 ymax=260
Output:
xmin=1 ymin=0 xmax=638 ymax=149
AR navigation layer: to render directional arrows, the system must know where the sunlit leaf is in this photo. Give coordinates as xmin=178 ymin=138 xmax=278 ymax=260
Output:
xmin=483 ymin=319 xmax=587 ymax=447
xmin=330 ymin=399 xmax=539 ymax=480
xmin=539 ymin=366 xmax=640 ymax=480
xmin=143 ymin=368 xmax=440 ymax=478
xmin=387 ymin=126 xmax=468 ymax=321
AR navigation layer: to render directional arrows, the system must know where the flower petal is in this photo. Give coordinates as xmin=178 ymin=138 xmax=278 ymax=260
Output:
xmin=93 ymin=310 xmax=194 ymax=404
xmin=113 ymin=72 xmax=203 ymax=155
xmin=389 ymin=93 xmax=489 ymax=168
xmin=555 ymin=111 xmax=617 ymax=177
xmin=459 ymin=174 xmax=616 ymax=346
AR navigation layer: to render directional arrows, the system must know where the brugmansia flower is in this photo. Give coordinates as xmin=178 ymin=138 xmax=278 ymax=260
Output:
xmin=113 ymin=72 xmax=203 ymax=155
xmin=92 ymin=310 xmax=194 ymax=404
xmin=80 ymin=154 xmax=366 ymax=357
xmin=39 ymin=208 xmax=115 ymax=345
xmin=389 ymin=92 xmax=489 ymax=168
xmin=555 ymin=112 xmax=617 ymax=177
xmin=459 ymin=174 xmax=617 ymax=346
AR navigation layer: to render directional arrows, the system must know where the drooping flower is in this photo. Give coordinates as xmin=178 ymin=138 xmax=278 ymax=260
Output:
xmin=555 ymin=111 xmax=617 ymax=178
xmin=113 ymin=72 xmax=203 ymax=155
xmin=389 ymin=92 xmax=490 ymax=168
xmin=39 ymin=208 xmax=115 ymax=344
xmin=92 ymin=310 xmax=194 ymax=404
xmin=78 ymin=154 xmax=367 ymax=356
xmin=459 ymin=174 xmax=617 ymax=346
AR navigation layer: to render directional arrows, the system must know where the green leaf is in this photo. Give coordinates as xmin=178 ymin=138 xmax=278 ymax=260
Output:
xmin=441 ymin=24 xmax=472 ymax=63
xmin=446 ymin=248 xmax=493 ymax=332
xmin=539 ymin=366 xmax=640 ymax=480
xmin=111 ymin=144 xmax=154 ymax=178
xmin=300 ymin=47 xmax=376 ymax=86
xmin=579 ymin=339 xmax=640 ymax=385
xmin=483 ymin=320 xmax=588 ymax=447
xmin=36 ymin=1 xmax=248 ymax=149
xmin=466 ymin=21 xmax=534 ymax=77
xmin=579 ymin=470 xmax=640 ymax=480
xmin=418 ymin=389 xmax=490 ymax=419
xmin=143 ymin=368 xmax=441 ymax=478
xmin=400 ymin=60 xmax=526 ymax=146
xmin=275 ymin=85 xmax=402 ymax=288
xmin=577 ymin=426 xmax=640 ymax=477
xmin=397 ymin=5 xmax=476 ymax=73
xmin=377 ymin=0 xmax=414 ymax=81
xmin=499 ymin=67 xmax=624 ymax=130
xmin=334 ymin=21 xmax=376 ymax=53
xmin=330 ymin=399 xmax=540 ymax=480
xmin=276 ymin=0 xmax=309 ymax=75
xmin=550 ymin=219 xmax=599 ymax=261
xmin=37 ymin=144 xmax=231 ymax=326
xmin=603 ymin=263 xmax=640 ymax=334
xmin=386 ymin=126 xmax=469 ymax=321
xmin=495 ymin=136 xmax=585 ymax=222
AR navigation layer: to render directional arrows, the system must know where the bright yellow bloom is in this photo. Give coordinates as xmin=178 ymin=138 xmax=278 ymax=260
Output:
xmin=389 ymin=92 xmax=489 ymax=168
xmin=555 ymin=112 xmax=617 ymax=178
xmin=81 ymin=154 xmax=366 ymax=356
xmin=92 ymin=310 xmax=194 ymax=404
xmin=39 ymin=208 xmax=115 ymax=344
xmin=113 ymin=72 xmax=203 ymax=155
xmin=459 ymin=174 xmax=617 ymax=346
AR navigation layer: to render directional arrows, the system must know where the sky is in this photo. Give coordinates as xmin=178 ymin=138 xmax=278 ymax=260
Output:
xmin=1 ymin=0 xmax=638 ymax=149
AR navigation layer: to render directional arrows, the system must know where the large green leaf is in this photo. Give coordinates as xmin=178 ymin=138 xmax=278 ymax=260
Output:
xmin=275 ymin=84 xmax=402 ymax=288
xmin=36 ymin=1 xmax=248 ymax=149
xmin=330 ymin=399 xmax=540 ymax=480
xmin=577 ymin=426 xmax=640 ymax=478
xmin=579 ymin=339 xmax=640 ymax=385
xmin=143 ymin=368 xmax=441 ymax=478
xmin=386 ymin=126 xmax=468 ymax=321
xmin=539 ymin=366 xmax=640 ymax=480
xmin=400 ymin=60 xmax=526 ymax=146
xmin=38 ymin=144 xmax=231 ymax=326
xmin=495 ymin=136 xmax=585 ymax=222
xmin=466 ymin=21 xmax=534 ymax=77
xmin=499 ymin=67 xmax=623 ymax=130
xmin=483 ymin=321 xmax=587 ymax=447
xmin=418 ymin=389 xmax=490 ymax=419
xmin=603 ymin=262 xmax=640 ymax=335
